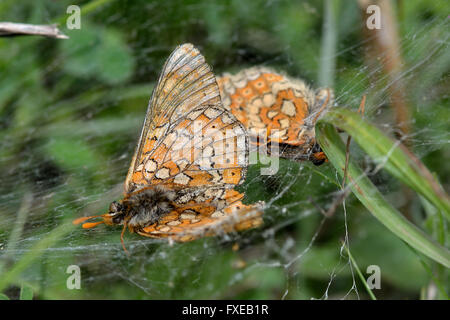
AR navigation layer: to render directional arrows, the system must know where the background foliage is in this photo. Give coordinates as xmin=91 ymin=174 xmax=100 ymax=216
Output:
xmin=0 ymin=0 xmax=448 ymax=299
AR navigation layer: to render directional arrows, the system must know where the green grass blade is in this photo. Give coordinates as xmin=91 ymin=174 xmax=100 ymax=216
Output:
xmin=0 ymin=222 xmax=76 ymax=293
xmin=319 ymin=108 xmax=450 ymax=221
xmin=316 ymin=113 xmax=450 ymax=268
xmin=343 ymin=242 xmax=377 ymax=300
xmin=413 ymin=249 xmax=449 ymax=299
xmin=0 ymin=293 xmax=10 ymax=300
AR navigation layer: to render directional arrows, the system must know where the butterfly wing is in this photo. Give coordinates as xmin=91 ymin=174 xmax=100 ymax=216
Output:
xmin=137 ymin=187 xmax=263 ymax=241
xmin=125 ymin=43 xmax=226 ymax=193
xmin=130 ymin=104 xmax=248 ymax=190
xmin=218 ymin=67 xmax=333 ymax=146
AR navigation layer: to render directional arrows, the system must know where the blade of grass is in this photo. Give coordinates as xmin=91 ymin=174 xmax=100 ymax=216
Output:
xmin=410 ymin=247 xmax=449 ymax=299
xmin=0 ymin=293 xmax=10 ymax=300
xmin=0 ymin=221 xmax=76 ymax=293
xmin=0 ymin=192 xmax=32 ymax=277
xmin=319 ymin=108 xmax=450 ymax=221
xmin=0 ymin=184 xmax=122 ymax=293
xmin=318 ymin=0 xmax=339 ymax=88
xmin=343 ymin=242 xmax=377 ymax=300
xmin=4 ymin=193 xmax=32 ymax=255
xmin=316 ymin=115 xmax=450 ymax=268
xmin=419 ymin=196 xmax=448 ymax=299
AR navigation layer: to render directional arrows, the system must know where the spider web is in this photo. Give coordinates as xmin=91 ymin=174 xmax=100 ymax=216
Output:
xmin=0 ymin=0 xmax=448 ymax=300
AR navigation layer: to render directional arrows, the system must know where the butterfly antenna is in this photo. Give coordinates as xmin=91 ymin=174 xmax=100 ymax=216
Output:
xmin=73 ymin=214 xmax=106 ymax=229
xmin=312 ymin=88 xmax=331 ymax=124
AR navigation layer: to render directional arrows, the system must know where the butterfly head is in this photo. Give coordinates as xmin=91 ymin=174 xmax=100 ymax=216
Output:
xmin=310 ymin=143 xmax=327 ymax=166
xmin=72 ymin=201 xmax=126 ymax=229
xmin=300 ymin=87 xmax=333 ymax=166
xmin=107 ymin=201 xmax=126 ymax=224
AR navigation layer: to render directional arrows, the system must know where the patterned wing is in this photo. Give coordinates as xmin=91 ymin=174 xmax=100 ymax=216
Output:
xmin=125 ymin=43 xmax=229 ymax=193
xmin=135 ymin=105 xmax=248 ymax=188
xmin=217 ymin=67 xmax=333 ymax=147
xmin=137 ymin=187 xmax=263 ymax=241
xmin=128 ymin=100 xmax=249 ymax=191
xmin=122 ymin=44 xmax=264 ymax=240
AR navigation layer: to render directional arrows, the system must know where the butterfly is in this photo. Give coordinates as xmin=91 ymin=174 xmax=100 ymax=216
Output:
xmin=217 ymin=67 xmax=333 ymax=165
xmin=73 ymin=44 xmax=263 ymax=250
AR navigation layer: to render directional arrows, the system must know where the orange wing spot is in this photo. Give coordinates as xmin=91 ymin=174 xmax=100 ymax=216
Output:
xmin=236 ymin=86 xmax=257 ymax=103
xmin=131 ymin=171 xmax=147 ymax=186
xmin=262 ymin=72 xmax=283 ymax=82
xmin=224 ymin=189 xmax=245 ymax=203
xmin=249 ymin=76 xmax=271 ymax=94
xmin=163 ymin=160 xmax=180 ymax=176
xmin=201 ymin=116 xmax=226 ymax=136
xmin=226 ymin=91 xmax=248 ymax=122
xmin=150 ymin=143 xmax=169 ymax=165
xmin=177 ymin=118 xmax=195 ymax=135
xmin=142 ymin=138 xmax=157 ymax=155
xmin=222 ymin=168 xmax=242 ymax=185
xmin=185 ymin=169 xmax=213 ymax=187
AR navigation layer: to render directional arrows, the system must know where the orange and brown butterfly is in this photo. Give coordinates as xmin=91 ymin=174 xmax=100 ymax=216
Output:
xmin=217 ymin=67 xmax=333 ymax=165
xmin=73 ymin=44 xmax=263 ymax=250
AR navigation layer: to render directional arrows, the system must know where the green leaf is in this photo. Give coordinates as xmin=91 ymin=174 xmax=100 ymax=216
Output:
xmin=45 ymin=137 xmax=102 ymax=172
xmin=96 ymin=29 xmax=134 ymax=84
xmin=316 ymin=109 xmax=450 ymax=268
xmin=61 ymin=23 xmax=134 ymax=85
